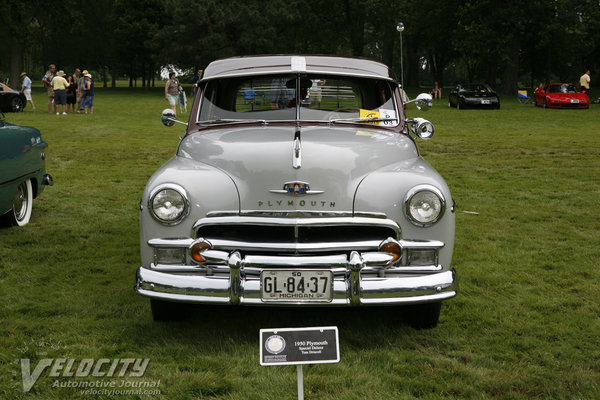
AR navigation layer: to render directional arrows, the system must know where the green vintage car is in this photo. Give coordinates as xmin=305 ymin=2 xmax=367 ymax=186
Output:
xmin=0 ymin=114 xmax=53 ymax=227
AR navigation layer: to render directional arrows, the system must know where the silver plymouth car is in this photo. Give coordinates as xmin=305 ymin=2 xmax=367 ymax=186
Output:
xmin=135 ymin=55 xmax=457 ymax=328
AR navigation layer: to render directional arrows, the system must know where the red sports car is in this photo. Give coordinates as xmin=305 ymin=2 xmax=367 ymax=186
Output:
xmin=534 ymin=83 xmax=589 ymax=109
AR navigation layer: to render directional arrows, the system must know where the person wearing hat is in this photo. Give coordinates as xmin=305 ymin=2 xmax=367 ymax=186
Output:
xmin=80 ymin=73 xmax=94 ymax=114
xmin=42 ymin=64 xmax=56 ymax=113
xmin=76 ymin=69 xmax=88 ymax=112
xmin=51 ymin=70 xmax=70 ymax=115
xmin=20 ymin=72 xmax=35 ymax=110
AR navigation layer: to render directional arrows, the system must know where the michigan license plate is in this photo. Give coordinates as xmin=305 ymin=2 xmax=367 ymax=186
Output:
xmin=481 ymin=99 xmax=490 ymax=104
xmin=571 ymin=99 xmax=579 ymax=104
xmin=261 ymin=270 xmax=333 ymax=302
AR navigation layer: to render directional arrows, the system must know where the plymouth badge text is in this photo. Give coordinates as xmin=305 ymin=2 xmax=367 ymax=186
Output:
xmin=258 ymin=200 xmax=336 ymax=208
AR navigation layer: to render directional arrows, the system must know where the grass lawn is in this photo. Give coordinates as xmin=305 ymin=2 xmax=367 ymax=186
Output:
xmin=0 ymin=87 xmax=599 ymax=399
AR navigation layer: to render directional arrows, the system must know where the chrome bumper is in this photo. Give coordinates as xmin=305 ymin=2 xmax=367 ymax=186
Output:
xmin=135 ymin=252 xmax=457 ymax=306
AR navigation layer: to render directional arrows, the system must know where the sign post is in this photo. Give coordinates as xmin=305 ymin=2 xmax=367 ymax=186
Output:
xmin=260 ymin=326 xmax=340 ymax=399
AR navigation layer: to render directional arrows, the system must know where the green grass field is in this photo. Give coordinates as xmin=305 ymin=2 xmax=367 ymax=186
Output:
xmin=1 ymin=87 xmax=599 ymax=399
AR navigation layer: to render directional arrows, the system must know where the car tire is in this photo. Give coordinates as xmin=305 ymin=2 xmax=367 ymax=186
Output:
xmin=11 ymin=97 xmax=24 ymax=112
xmin=150 ymin=299 xmax=191 ymax=321
xmin=404 ymin=302 xmax=442 ymax=329
xmin=1 ymin=179 xmax=33 ymax=227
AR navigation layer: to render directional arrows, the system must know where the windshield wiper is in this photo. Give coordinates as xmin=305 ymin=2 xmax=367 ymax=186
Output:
xmin=328 ymin=117 xmax=398 ymax=126
xmin=198 ymin=118 xmax=268 ymax=125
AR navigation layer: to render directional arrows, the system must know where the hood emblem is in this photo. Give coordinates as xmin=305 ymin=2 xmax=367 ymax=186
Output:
xmin=269 ymin=181 xmax=324 ymax=196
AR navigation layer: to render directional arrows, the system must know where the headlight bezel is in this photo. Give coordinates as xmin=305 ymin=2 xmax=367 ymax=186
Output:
xmin=404 ymin=185 xmax=446 ymax=227
xmin=148 ymin=183 xmax=190 ymax=225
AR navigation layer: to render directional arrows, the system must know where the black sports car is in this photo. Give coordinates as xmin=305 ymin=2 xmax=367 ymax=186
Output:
xmin=0 ymin=83 xmax=26 ymax=112
xmin=448 ymin=83 xmax=500 ymax=109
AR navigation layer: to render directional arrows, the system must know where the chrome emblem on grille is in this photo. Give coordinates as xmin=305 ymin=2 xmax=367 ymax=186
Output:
xmin=269 ymin=181 xmax=324 ymax=196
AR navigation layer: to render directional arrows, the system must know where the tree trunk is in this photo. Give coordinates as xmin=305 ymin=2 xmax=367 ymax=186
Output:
xmin=502 ymin=36 xmax=520 ymax=94
xmin=9 ymin=39 xmax=23 ymax=89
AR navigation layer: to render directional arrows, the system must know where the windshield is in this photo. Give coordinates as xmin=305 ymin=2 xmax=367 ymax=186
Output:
xmin=548 ymin=84 xmax=577 ymax=94
xmin=461 ymin=84 xmax=492 ymax=93
xmin=198 ymin=74 xmax=399 ymax=127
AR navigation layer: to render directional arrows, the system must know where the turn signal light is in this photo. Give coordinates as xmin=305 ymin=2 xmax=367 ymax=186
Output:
xmin=190 ymin=240 xmax=211 ymax=263
xmin=380 ymin=241 xmax=402 ymax=262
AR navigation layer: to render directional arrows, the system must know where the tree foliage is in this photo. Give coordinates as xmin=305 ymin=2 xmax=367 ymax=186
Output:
xmin=1 ymin=0 xmax=598 ymax=93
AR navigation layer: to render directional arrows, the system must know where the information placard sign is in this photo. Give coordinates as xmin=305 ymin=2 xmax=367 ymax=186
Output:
xmin=259 ymin=326 xmax=340 ymax=366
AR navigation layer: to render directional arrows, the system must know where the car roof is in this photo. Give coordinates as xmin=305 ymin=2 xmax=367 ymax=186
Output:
xmin=202 ymin=55 xmax=397 ymax=82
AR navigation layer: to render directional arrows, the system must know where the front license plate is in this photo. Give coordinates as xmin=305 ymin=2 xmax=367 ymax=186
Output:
xmin=571 ymin=99 xmax=579 ymax=104
xmin=261 ymin=270 xmax=333 ymax=302
xmin=481 ymin=99 xmax=491 ymax=104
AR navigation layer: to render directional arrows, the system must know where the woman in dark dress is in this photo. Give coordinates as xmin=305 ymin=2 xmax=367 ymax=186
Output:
xmin=66 ymin=74 xmax=77 ymax=112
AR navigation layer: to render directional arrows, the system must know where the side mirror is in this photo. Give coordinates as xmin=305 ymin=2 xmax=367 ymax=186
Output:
xmin=403 ymin=92 xmax=432 ymax=111
xmin=161 ymin=109 xmax=176 ymax=127
xmin=161 ymin=108 xmax=188 ymax=127
xmin=407 ymin=117 xmax=435 ymax=140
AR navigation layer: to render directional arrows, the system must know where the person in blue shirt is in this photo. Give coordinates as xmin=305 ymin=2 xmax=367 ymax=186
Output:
xmin=20 ymin=72 xmax=35 ymax=110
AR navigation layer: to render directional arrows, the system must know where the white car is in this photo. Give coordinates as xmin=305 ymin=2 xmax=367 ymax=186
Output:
xmin=135 ymin=55 xmax=457 ymax=328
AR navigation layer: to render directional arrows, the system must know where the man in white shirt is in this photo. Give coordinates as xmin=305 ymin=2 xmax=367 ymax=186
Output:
xmin=20 ymin=72 xmax=35 ymax=110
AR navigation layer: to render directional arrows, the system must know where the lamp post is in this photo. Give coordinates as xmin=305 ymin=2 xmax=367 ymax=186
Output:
xmin=396 ymin=22 xmax=404 ymax=90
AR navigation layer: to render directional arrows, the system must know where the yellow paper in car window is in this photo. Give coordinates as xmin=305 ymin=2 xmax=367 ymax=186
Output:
xmin=360 ymin=109 xmax=380 ymax=124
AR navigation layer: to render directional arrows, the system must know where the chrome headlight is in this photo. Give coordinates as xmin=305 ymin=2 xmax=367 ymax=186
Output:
xmin=148 ymin=184 xmax=189 ymax=225
xmin=404 ymin=185 xmax=445 ymax=227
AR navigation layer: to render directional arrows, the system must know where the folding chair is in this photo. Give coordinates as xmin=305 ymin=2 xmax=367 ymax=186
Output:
xmin=517 ymin=90 xmax=531 ymax=104
xmin=178 ymin=91 xmax=187 ymax=113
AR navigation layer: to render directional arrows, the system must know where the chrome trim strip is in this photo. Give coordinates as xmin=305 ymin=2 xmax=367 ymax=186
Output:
xmin=239 ymin=211 xmax=351 ymax=217
xmin=206 ymin=239 xmax=383 ymax=252
xmin=193 ymin=215 xmax=400 ymax=231
xmin=0 ymin=169 xmax=42 ymax=188
xmin=353 ymin=211 xmax=388 ymax=219
xmin=293 ymin=136 xmax=301 ymax=169
xmin=148 ymin=238 xmax=195 ymax=247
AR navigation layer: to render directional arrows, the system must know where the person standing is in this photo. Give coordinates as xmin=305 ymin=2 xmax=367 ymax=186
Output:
xmin=66 ymin=74 xmax=77 ymax=112
xmin=20 ymin=72 xmax=35 ymax=110
xmin=432 ymin=82 xmax=442 ymax=99
xmin=165 ymin=72 xmax=181 ymax=115
xmin=42 ymin=64 xmax=56 ymax=113
xmin=80 ymin=73 xmax=94 ymax=114
xmin=76 ymin=69 xmax=87 ymax=112
xmin=579 ymin=69 xmax=590 ymax=97
xmin=51 ymin=70 xmax=70 ymax=115
xmin=192 ymin=69 xmax=203 ymax=96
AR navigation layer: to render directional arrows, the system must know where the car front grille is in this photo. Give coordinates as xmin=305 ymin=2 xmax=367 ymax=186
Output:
xmin=193 ymin=215 xmax=399 ymax=255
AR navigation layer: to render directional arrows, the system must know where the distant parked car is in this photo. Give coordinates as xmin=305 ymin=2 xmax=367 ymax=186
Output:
xmin=0 ymin=83 xmax=26 ymax=112
xmin=534 ymin=83 xmax=589 ymax=109
xmin=135 ymin=55 xmax=458 ymax=328
xmin=448 ymin=83 xmax=500 ymax=109
xmin=0 ymin=114 xmax=53 ymax=226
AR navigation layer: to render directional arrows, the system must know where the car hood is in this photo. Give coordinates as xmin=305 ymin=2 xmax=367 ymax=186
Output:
xmin=178 ymin=125 xmax=418 ymax=212
xmin=546 ymin=92 xmax=588 ymax=100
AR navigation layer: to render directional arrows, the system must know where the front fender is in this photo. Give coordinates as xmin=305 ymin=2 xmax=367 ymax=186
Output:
xmin=140 ymin=156 xmax=239 ymax=267
xmin=353 ymin=157 xmax=454 ymax=268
